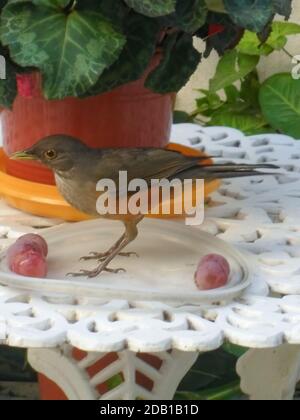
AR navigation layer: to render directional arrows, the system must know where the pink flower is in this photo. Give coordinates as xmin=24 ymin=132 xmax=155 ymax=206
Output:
xmin=208 ymin=24 xmax=225 ymax=36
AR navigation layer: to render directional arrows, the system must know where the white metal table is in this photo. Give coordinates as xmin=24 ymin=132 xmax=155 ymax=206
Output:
xmin=0 ymin=124 xmax=300 ymax=400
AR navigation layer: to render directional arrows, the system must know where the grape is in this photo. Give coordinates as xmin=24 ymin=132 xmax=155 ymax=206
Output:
xmin=7 ymin=234 xmax=48 ymax=278
xmin=195 ymin=254 xmax=230 ymax=291
xmin=9 ymin=250 xmax=47 ymax=278
xmin=200 ymin=254 xmax=230 ymax=276
xmin=15 ymin=234 xmax=48 ymax=257
xmin=6 ymin=241 xmax=36 ymax=264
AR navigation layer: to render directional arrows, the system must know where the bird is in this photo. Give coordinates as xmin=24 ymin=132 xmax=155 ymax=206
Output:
xmin=11 ymin=135 xmax=278 ymax=278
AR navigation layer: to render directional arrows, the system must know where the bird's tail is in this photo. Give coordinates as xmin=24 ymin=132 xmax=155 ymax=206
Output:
xmin=175 ymin=163 xmax=279 ymax=181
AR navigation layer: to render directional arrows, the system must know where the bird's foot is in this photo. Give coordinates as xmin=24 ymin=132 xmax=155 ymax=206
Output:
xmin=80 ymin=251 xmax=138 ymax=262
xmin=67 ymin=266 xmax=126 ymax=278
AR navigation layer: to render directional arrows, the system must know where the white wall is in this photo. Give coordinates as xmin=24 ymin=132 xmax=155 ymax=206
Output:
xmin=176 ymin=1 xmax=300 ymax=112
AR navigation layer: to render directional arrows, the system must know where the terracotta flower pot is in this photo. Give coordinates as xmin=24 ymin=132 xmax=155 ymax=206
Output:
xmin=0 ymin=54 xmax=173 ymax=185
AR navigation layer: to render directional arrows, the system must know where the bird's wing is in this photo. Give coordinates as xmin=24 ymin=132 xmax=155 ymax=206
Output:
xmin=91 ymin=148 xmax=277 ymax=186
xmin=175 ymin=163 xmax=278 ymax=181
xmin=95 ymin=148 xmax=202 ymax=185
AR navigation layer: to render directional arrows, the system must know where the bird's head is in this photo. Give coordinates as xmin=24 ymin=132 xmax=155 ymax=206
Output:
xmin=10 ymin=135 xmax=89 ymax=172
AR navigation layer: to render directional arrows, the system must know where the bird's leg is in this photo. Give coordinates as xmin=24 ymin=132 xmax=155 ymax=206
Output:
xmin=79 ymin=233 xmax=138 ymax=262
xmin=69 ymin=217 xmax=143 ymax=278
xmin=80 ymin=233 xmax=138 ymax=261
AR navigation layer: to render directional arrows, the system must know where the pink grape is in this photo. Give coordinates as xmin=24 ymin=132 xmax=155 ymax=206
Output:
xmin=7 ymin=241 xmax=37 ymax=264
xmin=195 ymin=254 xmax=230 ymax=291
xmin=9 ymin=250 xmax=47 ymax=278
xmin=15 ymin=234 xmax=48 ymax=257
xmin=200 ymin=254 xmax=230 ymax=276
xmin=7 ymin=234 xmax=49 ymax=278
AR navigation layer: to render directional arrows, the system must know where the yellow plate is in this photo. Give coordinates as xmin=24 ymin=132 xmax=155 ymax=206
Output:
xmin=0 ymin=145 xmax=220 ymax=222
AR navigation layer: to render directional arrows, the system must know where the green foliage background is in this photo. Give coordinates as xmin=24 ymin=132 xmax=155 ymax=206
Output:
xmin=0 ymin=0 xmax=293 ymax=107
xmin=175 ymin=20 xmax=300 ymax=139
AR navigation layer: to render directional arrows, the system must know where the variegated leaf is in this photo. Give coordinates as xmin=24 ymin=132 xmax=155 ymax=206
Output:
xmin=224 ymin=0 xmax=274 ymax=33
xmin=85 ymin=14 xmax=159 ymax=96
xmin=124 ymin=0 xmax=176 ymax=17
xmin=1 ymin=1 xmax=126 ymax=99
xmin=145 ymin=33 xmax=201 ymax=93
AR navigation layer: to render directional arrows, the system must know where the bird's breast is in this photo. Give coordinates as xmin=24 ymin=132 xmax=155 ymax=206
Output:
xmin=55 ymin=174 xmax=99 ymax=216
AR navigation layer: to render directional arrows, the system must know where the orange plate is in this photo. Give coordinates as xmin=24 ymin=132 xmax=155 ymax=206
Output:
xmin=0 ymin=145 xmax=220 ymax=222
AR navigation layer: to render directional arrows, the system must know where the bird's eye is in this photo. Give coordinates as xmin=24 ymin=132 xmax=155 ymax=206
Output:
xmin=44 ymin=149 xmax=57 ymax=160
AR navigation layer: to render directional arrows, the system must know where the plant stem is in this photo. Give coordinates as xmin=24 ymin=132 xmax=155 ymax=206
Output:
xmin=283 ymin=47 xmax=294 ymax=59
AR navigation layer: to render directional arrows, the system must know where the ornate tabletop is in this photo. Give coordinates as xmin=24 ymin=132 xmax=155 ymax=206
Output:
xmin=0 ymin=123 xmax=300 ymax=400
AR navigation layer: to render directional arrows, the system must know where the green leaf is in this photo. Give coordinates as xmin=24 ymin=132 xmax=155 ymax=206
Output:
xmin=210 ymin=50 xmax=259 ymax=92
xmin=209 ymin=111 xmax=267 ymax=134
xmin=209 ymin=111 xmax=266 ymax=135
xmin=237 ymin=22 xmax=300 ymax=56
xmin=1 ymin=1 xmax=126 ymax=99
xmin=205 ymin=0 xmax=226 ymax=13
xmin=124 ymin=0 xmax=176 ymax=17
xmin=0 ymin=69 xmax=17 ymax=109
xmin=237 ymin=32 xmax=273 ymax=56
xmin=273 ymin=0 xmax=292 ymax=19
xmin=80 ymin=0 xmax=128 ymax=27
xmin=31 ymin=0 xmax=69 ymax=7
xmin=259 ymin=73 xmax=300 ymax=138
xmin=85 ymin=14 xmax=159 ymax=96
xmin=176 ymin=381 xmax=243 ymax=400
xmin=175 ymin=0 xmax=208 ymax=33
xmin=0 ymin=346 xmax=36 ymax=382
xmin=224 ymin=0 xmax=274 ymax=33
xmin=223 ymin=343 xmax=248 ymax=358
xmin=196 ymin=12 xmax=245 ymax=57
xmin=106 ymin=373 xmax=123 ymax=390
xmin=196 ymin=90 xmax=223 ymax=115
xmin=173 ymin=110 xmax=194 ymax=123
xmin=145 ymin=33 xmax=201 ymax=94
xmin=196 ymin=97 xmax=211 ymax=114
xmin=224 ymin=85 xmax=239 ymax=103
xmin=0 ymin=49 xmax=17 ymax=108
xmin=267 ymin=21 xmax=300 ymax=49
xmin=178 ymin=348 xmax=240 ymax=393
xmin=240 ymin=71 xmax=261 ymax=108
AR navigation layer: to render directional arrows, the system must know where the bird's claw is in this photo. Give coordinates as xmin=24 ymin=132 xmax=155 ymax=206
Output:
xmin=119 ymin=252 xmax=139 ymax=258
xmin=103 ymin=267 xmax=126 ymax=274
xmin=79 ymin=251 xmax=108 ymax=262
xmin=79 ymin=251 xmax=139 ymax=262
xmin=67 ymin=267 xmax=126 ymax=278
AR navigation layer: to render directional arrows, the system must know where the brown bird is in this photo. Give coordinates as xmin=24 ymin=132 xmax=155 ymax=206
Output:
xmin=11 ymin=135 xmax=277 ymax=277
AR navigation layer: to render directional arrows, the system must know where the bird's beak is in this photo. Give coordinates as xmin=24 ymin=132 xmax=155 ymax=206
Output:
xmin=10 ymin=150 xmax=37 ymax=161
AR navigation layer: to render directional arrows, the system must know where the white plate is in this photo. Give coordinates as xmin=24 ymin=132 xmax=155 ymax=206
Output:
xmin=0 ymin=219 xmax=252 ymax=305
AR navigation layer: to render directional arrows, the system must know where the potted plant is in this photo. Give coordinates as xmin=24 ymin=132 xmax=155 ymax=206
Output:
xmin=0 ymin=0 xmax=292 ymax=185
